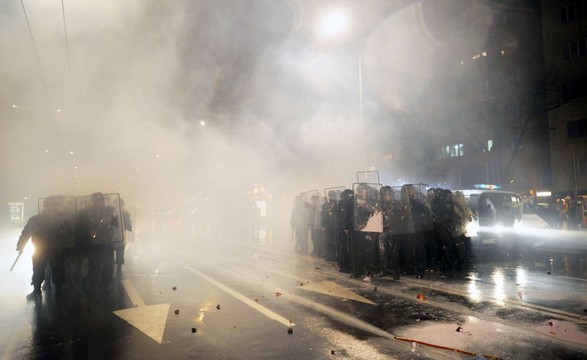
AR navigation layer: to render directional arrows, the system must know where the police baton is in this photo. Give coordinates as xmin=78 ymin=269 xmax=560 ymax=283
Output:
xmin=10 ymin=251 xmax=23 ymax=272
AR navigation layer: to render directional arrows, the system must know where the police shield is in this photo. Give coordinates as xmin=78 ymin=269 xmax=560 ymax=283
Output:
xmin=404 ymin=184 xmax=434 ymax=232
xmin=387 ymin=186 xmax=415 ymax=235
xmin=80 ymin=192 xmax=124 ymax=246
xmin=299 ymin=190 xmax=320 ymax=230
xmin=38 ymin=195 xmax=77 ymax=250
xmin=353 ymin=183 xmax=383 ymax=233
xmin=451 ymin=191 xmax=473 ymax=237
xmin=323 ymin=186 xmax=346 ymax=202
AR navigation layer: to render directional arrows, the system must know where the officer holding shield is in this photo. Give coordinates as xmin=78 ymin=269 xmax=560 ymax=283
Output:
xmin=16 ymin=196 xmax=73 ymax=298
xmin=76 ymin=192 xmax=118 ymax=291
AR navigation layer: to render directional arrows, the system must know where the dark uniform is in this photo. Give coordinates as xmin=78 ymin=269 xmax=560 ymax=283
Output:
xmin=379 ymin=186 xmax=402 ymax=279
xmin=16 ymin=197 xmax=73 ymax=298
xmin=321 ymin=191 xmax=338 ymax=261
xmin=336 ymin=189 xmax=353 ymax=273
xmin=351 ymin=183 xmax=380 ymax=278
xmin=113 ymin=199 xmax=133 ymax=277
xmin=76 ymin=192 xmax=118 ymax=291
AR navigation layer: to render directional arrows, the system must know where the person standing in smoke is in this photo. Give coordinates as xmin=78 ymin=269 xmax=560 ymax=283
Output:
xmin=351 ymin=183 xmax=380 ymax=279
xmin=290 ymin=195 xmax=309 ymax=254
xmin=336 ymin=189 xmax=354 ymax=273
xmin=76 ymin=192 xmax=118 ymax=292
xmin=321 ymin=191 xmax=339 ymax=261
xmin=307 ymin=195 xmax=323 ymax=257
xmin=113 ymin=198 xmax=133 ymax=278
xmin=435 ymin=189 xmax=459 ymax=272
xmin=379 ymin=186 xmax=401 ymax=279
xmin=399 ymin=184 xmax=430 ymax=277
xmin=16 ymin=196 xmax=73 ymax=299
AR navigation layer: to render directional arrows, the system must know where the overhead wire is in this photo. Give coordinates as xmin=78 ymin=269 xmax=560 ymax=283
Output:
xmin=61 ymin=0 xmax=71 ymax=75
xmin=19 ymin=0 xmax=53 ymax=111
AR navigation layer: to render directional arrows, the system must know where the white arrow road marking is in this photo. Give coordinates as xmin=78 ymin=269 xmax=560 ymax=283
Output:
xmin=114 ymin=280 xmax=170 ymax=344
xmin=297 ymin=280 xmax=377 ymax=305
xmin=254 ymin=265 xmax=376 ymax=305
xmin=185 ymin=266 xmax=295 ymax=327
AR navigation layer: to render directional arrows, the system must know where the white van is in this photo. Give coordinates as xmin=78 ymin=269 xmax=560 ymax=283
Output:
xmin=457 ymin=189 xmax=524 ymax=248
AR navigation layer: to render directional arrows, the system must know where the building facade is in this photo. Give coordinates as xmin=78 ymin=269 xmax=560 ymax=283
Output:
xmin=542 ymin=0 xmax=587 ymax=197
xmin=421 ymin=1 xmax=551 ymax=194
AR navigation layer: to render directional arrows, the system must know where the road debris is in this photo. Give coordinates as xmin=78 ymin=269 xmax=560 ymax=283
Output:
xmin=191 ymin=328 xmax=197 ymax=333
xmin=172 ymin=286 xmax=177 ymax=291
xmin=216 ymin=304 xmax=221 ymax=310
xmin=174 ymin=309 xmax=180 ymax=315
xmin=287 ymin=328 xmax=293 ymax=334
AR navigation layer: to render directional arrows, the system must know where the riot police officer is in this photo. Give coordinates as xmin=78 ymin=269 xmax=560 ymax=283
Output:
xmin=16 ymin=196 xmax=73 ymax=298
xmin=379 ymin=186 xmax=402 ymax=279
xmin=351 ymin=183 xmax=381 ymax=278
xmin=336 ymin=189 xmax=354 ymax=273
xmin=76 ymin=192 xmax=119 ymax=292
xmin=321 ymin=191 xmax=338 ymax=261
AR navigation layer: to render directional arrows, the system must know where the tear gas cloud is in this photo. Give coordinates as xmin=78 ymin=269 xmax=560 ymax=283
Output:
xmin=0 ymin=1 xmax=491 ymax=241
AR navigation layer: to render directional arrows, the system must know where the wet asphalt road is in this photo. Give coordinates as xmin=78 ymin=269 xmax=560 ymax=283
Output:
xmin=1 ymin=229 xmax=587 ymax=360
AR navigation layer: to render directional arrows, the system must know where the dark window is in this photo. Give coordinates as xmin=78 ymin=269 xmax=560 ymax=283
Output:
xmin=567 ymin=118 xmax=587 ymax=140
xmin=564 ymin=78 xmax=587 ymax=101
xmin=579 ymin=158 xmax=587 ymax=176
xmin=563 ymin=38 xmax=587 ymax=61
xmin=560 ymin=2 xmax=585 ymax=23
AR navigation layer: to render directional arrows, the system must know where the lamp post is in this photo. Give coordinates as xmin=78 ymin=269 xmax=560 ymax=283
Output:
xmin=318 ymin=9 xmax=366 ymax=171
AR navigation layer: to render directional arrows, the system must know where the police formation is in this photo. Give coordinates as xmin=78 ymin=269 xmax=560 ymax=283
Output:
xmin=15 ymin=192 xmax=132 ymax=300
xmin=290 ymin=184 xmax=474 ymax=280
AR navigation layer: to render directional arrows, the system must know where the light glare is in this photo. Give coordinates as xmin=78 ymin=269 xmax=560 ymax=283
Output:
xmin=319 ymin=10 xmax=348 ymax=37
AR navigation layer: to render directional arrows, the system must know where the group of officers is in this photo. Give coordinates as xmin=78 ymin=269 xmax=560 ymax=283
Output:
xmin=290 ymin=183 xmax=474 ymax=279
xmin=15 ymin=192 xmax=132 ymax=299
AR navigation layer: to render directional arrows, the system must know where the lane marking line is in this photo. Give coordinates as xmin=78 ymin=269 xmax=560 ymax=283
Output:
xmin=185 ymin=265 xmax=295 ymax=327
xmin=121 ymin=280 xmax=146 ymax=307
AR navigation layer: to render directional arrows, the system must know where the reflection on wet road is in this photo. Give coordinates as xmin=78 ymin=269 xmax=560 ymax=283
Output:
xmin=1 ymin=229 xmax=587 ymax=359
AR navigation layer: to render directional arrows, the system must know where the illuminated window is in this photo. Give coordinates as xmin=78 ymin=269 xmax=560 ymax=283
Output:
xmin=439 ymin=144 xmax=464 ymax=159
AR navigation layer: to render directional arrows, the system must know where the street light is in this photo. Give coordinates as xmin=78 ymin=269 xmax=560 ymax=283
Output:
xmin=317 ymin=9 xmax=366 ymax=171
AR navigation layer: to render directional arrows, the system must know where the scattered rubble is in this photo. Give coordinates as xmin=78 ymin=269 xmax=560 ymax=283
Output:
xmin=191 ymin=328 xmax=197 ymax=333
xmin=174 ymin=309 xmax=180 ymax=315
xmin=216 ymin=304 xmax=221 ymax=310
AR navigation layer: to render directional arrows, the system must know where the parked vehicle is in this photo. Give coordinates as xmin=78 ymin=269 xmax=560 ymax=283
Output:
xmin=458 ymin=189 xmax=523 ymax=253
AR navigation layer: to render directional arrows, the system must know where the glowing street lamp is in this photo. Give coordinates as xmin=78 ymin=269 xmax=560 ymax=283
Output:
xmin=318 ymin=9 xmax=348 ymax=39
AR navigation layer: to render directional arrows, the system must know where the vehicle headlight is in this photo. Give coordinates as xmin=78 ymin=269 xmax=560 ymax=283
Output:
xmin=466 ymin=221 xmax=478 ymax=237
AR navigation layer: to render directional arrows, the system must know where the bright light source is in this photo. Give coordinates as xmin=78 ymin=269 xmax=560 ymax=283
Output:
xmin=69 ymin=151 xmax=74 ymax=155
xmin=12 ymin=104 xmax=17 ymax=108
xmin=536 ymin=191 xmax=552 ymax=197
xmin=199 ymin=120 xmax=206 ymax=126
xmin=319 ymin=9 xmax=348 ymax=37
xmin=56 ymin=109 xmax=62 ymax=112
